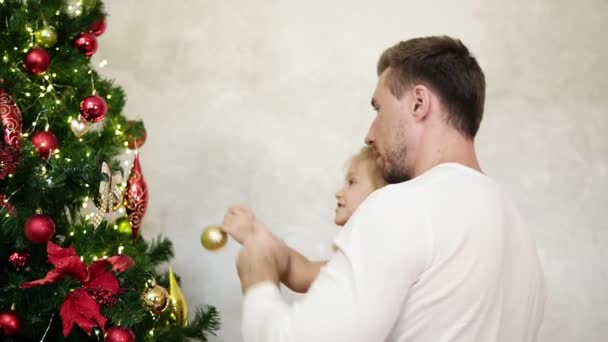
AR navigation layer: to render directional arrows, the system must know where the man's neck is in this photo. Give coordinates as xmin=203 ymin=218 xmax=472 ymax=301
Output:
xmin=414 ymin=127 xmax=481 ymax=177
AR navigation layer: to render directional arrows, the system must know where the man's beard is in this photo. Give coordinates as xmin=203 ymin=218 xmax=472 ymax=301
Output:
xmin=381 ymin=148 xmax=411 ymax=184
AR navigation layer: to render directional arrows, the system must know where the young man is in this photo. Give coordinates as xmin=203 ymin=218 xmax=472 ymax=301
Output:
xmin=228 ymin=36 xmax=545 ymax=342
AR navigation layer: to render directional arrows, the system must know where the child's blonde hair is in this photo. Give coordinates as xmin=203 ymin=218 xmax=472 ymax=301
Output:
xmin=348 ymin=146 xmax=387 ymax=189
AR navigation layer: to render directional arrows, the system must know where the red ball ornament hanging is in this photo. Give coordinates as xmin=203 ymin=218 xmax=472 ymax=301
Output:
xmin=24 ymin=213 xmax=55 ymax=244
xmin=74 ymin=32 xmax=98 ymax=57
xmin=23 ymin=47 xmax=51 ymax=75
xmin=0 ymin=310 xmax=22 ymax=336
xmin=123 ymin=153 xmax=148 ymax=240
xmin=79 ymin=95 xmax=107 ymax=123
xmin=31 ymin=130 xmax=59 ymax=159
xmin=105 ymin=326 xmax=135 ymax=342
xmin=8 ymin=251 xmax=29 ymax=271
xmin=0 ymin=85 xmax=22 ymax=179
xmin=89 ymin=18 xmax=106 ymax=36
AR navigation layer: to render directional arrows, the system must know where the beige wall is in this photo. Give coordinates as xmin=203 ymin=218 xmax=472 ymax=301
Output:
xmin=96 ymin=1 xmax=608 ymax=341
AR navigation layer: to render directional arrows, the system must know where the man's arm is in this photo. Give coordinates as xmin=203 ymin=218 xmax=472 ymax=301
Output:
xmin=239 ymin=189 xmax=432 ymax=342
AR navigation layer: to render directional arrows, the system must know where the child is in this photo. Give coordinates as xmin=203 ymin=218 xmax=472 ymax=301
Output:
xmin=222 ymin=146 xmax=387 ymax=293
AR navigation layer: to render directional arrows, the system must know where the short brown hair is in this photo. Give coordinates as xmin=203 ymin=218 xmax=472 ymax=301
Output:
xmin=349 ymin=146 xmax=387 ymax=189
xmin=377 ymin=36 xmax=485 ymax=138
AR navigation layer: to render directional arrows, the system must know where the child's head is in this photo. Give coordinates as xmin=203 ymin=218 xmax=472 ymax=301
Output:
xmin=334 ymin=146 xmax=387 ymax=226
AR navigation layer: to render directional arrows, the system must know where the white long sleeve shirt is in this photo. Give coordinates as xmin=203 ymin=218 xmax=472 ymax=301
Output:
xmin=242 ymin=163 xmax=545 ymax=342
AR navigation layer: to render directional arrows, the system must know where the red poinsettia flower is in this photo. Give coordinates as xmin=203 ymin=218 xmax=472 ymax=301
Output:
xmin=21 ymin=242 xmax=134 ymax=336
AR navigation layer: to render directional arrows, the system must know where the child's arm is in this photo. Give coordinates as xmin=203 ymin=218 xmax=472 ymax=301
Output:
xmin=222 ymin=205 xmax=326 ymax=293
xmin=282 ymin=247 xmax=327 ymax=293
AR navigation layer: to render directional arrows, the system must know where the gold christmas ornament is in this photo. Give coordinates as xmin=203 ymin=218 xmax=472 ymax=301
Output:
xmin=141 ymin=280 xmax=169 ymax=315
xmin=69 ymin=116 xmax=89 ymax=137
xmin=62 ymin=0 xmax=83 ymax=18
xmin=35 ymin=26 xmax=58 ymax=48
xmin=200 ymin=225 xmax=228 ymax=251
xmin=90 ymin=162 xmax=124 ymax=228
xmin=168 ymin=267 xmax=188 ymax=326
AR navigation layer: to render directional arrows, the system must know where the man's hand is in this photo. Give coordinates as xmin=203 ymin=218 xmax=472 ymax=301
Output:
xmin=236 ymin=227 xmax=289 ymax=293
xmin=222 ymin=205 xmax=256 ymax=244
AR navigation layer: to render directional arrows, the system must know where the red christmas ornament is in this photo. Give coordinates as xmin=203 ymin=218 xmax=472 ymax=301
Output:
xmin=125 ymin=120 xmax=146 ymax=149
xmin=21 ymin=242 xmax=134 ymax=337
xmin=8 ymin=251 xmax=29 ymax=271
xmin=0 ymin=310 xmax=21 ymax=336
xmin=79 ymin=95 xmax=107 ymax=123
xmin=89 ymin=18 xmax=106 ymax=36
xmin=0 ymin=84 xmax=23 ymax=179
xmin=23 ymin=47 xmax=51 ymax=75
xmin=0 ymin=85 xmax=22 ymax=149
xmin=74 ymin=32 xmax=98 ymax=57
xmin=31 ymin=130 xmax=59 ymax=159
xmin=123 ymin=154 xmax=148 ymax=240
xmin=24 ymin=213 xmax=55 ymax=244
xmin=105 ymin=326 xmax=135 ymax=342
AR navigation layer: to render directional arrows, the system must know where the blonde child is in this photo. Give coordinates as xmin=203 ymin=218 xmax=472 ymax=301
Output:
xmin=222 ymin=146 xmax=387 ymax=293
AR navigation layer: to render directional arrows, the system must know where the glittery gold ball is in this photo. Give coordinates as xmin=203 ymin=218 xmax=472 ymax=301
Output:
xmin=141 ymin=284 xmax=169 ymax=315
xmin=35 ymin=26 xmax=58 ymax=48
xmin=201 ymin=225 xmax=228 ymax=251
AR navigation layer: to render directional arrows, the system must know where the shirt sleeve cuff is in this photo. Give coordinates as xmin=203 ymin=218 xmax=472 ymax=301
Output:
xmin=242 ymin=281 xmax=286 ymax=342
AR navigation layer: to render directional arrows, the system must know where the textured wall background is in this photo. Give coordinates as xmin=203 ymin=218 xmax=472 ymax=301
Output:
xmin=95 ymin=1 xmax=607 ymax=341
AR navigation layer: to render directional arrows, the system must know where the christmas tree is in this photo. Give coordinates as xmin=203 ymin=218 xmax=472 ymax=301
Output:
xmin=0 ymin=0 xmax=220 ymax=340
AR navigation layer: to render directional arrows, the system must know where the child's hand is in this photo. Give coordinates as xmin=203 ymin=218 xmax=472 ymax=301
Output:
xmin=222 ymin=205 xmax=256 ymax=244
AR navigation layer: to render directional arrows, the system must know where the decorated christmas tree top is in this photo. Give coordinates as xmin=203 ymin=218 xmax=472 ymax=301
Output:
xmin=0 ymin=0 xmax=219 ymax=340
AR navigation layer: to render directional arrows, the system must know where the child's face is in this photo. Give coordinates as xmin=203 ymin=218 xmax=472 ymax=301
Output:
xmin=334 ymin=159 xmax=378 ymax=226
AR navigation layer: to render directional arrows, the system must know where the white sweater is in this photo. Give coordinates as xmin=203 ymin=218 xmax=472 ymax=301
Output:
xmin=242 ymin=163 xmax=545 ymax=342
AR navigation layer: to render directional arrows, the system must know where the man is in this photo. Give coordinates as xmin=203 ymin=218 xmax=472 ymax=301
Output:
xmin=226 ymin=36 xmax=545 ymax=342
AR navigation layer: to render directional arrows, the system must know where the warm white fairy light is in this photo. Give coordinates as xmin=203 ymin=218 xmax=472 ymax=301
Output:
xmin=86 ymin=151 xmax=91 ymax=157
xmin=118 ymin=245 xmax=124 ymax=254
xmin=25 ymin=92 xmax=31 ymax=97
xmin=55 ymin=100 xmax=60 ymax=104
xmin=123 ymin=141 xmax=129 ymax=147
xmin=70 ymin=231 xmax=75 ymax=236
xmin=73 ymin=69 xmax=78 ymax=73
xmin=106 ymin=94 xmax=112 ymax=99
xmin=99 ymin=59 xmax=108 ymax=68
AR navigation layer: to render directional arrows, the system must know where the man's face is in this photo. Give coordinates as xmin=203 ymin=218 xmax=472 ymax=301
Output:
xmin=365 ymin=69 xmax=416 ymax=183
